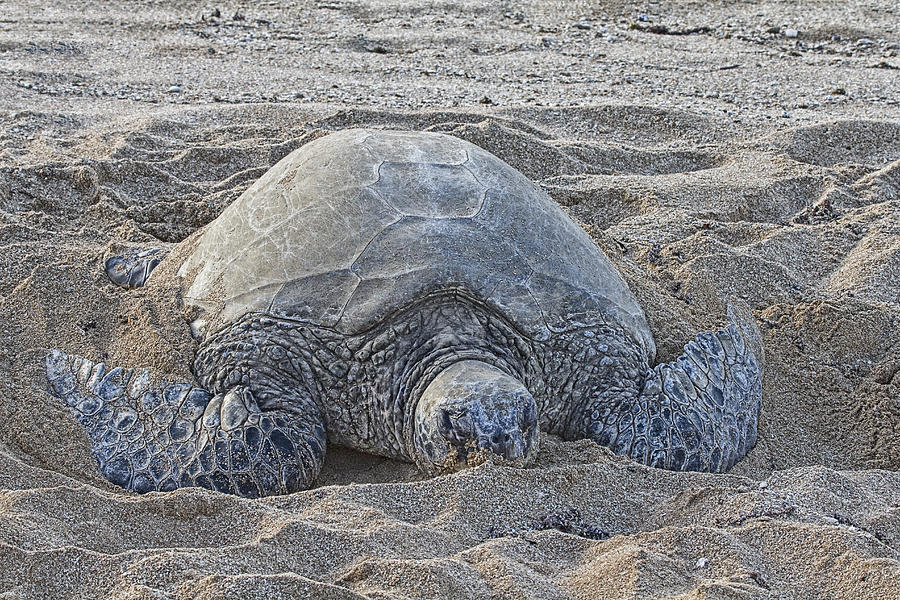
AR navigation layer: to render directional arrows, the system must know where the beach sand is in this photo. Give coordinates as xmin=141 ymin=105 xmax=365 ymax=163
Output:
xmin=1 ymin=1 xmax=898 ymax=598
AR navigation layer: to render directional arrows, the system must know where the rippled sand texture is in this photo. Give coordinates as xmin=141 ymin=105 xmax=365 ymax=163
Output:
xmin=1 ymin=1 xmax=899 ymax=598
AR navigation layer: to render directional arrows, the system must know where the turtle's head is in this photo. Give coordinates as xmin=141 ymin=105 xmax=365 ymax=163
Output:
xmin=412 ymin=360 xmax=539 ymax=474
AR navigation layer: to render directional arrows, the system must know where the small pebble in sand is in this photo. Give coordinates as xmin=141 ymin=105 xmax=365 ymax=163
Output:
xmin=167 ymin=85 xmax=182 ymax=93
xmin=696 ymin=557 xmax=710 ymax=569
xmin=759 ymin=481 xmax=768 ymax=489
xmin=784 ymin=28 xmax=799 ymax=39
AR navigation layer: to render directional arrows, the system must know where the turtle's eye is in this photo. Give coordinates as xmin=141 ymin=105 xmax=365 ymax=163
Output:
xmin=437 ymin=408 xmax=471 ymax=445
xmin=438 ymin=409 xmax=453 ymax=434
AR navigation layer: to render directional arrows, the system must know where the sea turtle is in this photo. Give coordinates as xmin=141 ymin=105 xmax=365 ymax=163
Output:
xmin=46 ymin=129 xmax=763 ymax=498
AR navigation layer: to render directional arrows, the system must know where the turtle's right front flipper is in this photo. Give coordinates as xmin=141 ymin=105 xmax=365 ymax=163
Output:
xmin=104 ymin=248 xmax=164 ymax=288
xmin=45 ymin=350 xmax=326 ymax=497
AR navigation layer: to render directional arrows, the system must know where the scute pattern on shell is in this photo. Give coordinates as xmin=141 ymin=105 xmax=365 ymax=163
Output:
xmin=177 ymin=129 xmax=655 ymax=357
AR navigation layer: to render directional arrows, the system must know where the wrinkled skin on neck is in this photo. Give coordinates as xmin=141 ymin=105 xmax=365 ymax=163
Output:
xmin=193 ymin=292 xmax=646 ymax=467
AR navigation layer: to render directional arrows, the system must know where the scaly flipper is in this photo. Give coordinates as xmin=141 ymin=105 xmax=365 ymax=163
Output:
xmin=587 ymin=306 xmax=763 ymax=472
xmin=45 ymin=350 xmax=326 ymax=496
xmin=104 ymin=248 xmax=164 ymax=288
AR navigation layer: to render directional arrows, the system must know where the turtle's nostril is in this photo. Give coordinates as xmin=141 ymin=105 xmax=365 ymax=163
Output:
xmin=491 ymin=431 xmax=502 ymax=446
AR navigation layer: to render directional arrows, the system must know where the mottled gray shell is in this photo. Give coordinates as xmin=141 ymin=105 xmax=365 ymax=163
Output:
xmin=178 ymin=129 xmax=655 ymax=357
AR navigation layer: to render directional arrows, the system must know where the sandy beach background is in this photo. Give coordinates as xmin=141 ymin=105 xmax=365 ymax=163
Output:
xmin=1 ymin=1 xmax=899 ymax=598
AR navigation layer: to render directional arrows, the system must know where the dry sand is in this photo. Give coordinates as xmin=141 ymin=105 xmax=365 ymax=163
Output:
xmin=1 ymin=1 xmax=899 ymax=598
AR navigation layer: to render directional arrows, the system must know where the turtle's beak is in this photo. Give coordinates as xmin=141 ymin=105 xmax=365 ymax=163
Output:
xmin=438 ymin=398 xmax=536 ymax=462
xmin=414 ymin=360 xmax=540 ymax=473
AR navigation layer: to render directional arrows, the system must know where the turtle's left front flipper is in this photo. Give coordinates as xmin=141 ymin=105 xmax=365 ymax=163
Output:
xmin=45 ymin=350 xmax=326 ymax=496
xmin=588 ymin=307 xmax=763 ymax=472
